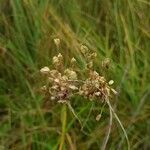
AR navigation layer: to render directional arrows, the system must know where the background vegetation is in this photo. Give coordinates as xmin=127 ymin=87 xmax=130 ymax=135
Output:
xmin=0 ymin=0 xmax=150 ymax=149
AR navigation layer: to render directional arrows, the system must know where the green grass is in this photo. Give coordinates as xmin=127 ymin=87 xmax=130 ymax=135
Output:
xmin=0 ymin=0 xmax=150 ymax=149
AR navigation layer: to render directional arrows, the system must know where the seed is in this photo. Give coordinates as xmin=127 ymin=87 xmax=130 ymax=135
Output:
xmin=96 ymin=114 xmax=101 ymax=121
xmin=52 ymin=56 xmax=59 ymax=64
xmin=95 ymin=92 xmax=101 ymax=96
xmin=41 ymin=85 xmax=47 ymax=91
xmin=111 ymin=88 xmax=117 ymax=95
xmin=40 ymin=67 xmax=50 ymax=74
xmin=69 ymin=85 xmax=78 ymax=90
xmin=109 ymin=80 xmax=114 ymax=85
xmin=71 ymin=57 xmax=76 ymax=63
xmin=54 ymin=78 xmax=60 ymax=83
xmin=102 ymin=58 xmax=111 ymax=69
xmin=54 ymin=38 xmax=60 ymax=46
xmin=51 ymin=96 xmax=56 ymax=100
xmin=80 ymin=45 xmax=88 ymax=54
xmin=58 ymin=53 xmax=63 ymax=60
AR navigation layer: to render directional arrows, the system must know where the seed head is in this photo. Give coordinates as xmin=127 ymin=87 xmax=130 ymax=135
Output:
xmin=40 ymin=51 xmax=116 ymax=106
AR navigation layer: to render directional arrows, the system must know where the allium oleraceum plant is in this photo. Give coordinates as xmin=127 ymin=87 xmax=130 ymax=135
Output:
xmin=40 ymin=39 xmax=130 ymax=150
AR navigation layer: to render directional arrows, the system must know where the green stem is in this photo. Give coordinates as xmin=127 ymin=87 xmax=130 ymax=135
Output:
xmin=59 ymin=104 xmax=67 ymax=150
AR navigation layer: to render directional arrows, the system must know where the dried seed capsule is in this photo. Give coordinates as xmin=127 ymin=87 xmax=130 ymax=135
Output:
xmin=54 ymin=78 xmax=60 ymax=83
xmin=102 ymin=58 xmax=111 ymax=69
xmin=95 ymin=92 xmax=101 ymax=96
xmin=87 ymin=61 xmax=93 ymax=69
xmin=109 ymin=80 xmax=114 ymax=85
xmin=40 ymin=67 xmax=50 ymax=74
xmin=69 ymin=85 xmax=78 ymax=90
xmin=41 ymin=85 xmax=47 ymax=91
xmin=51 ymin=96 xmax=56 ymax=100
xmin=54 ymin=38 xmax=60 ymax=46
xmin=111 ymin=88 xmax=117 ymax=95
xmin=71 ymin=57 xmax=76 ymax=63
xmin=64 ymin=69 xmax=77 ymax=80
xmin=80 ymin=45 xmax=88 ymax=54
xmin=96 ymin=114 xmax=101 ymax=121
xmin=57 ymin=53 xmax=63 ymax=60
xmin=52 ymin=56 xmax=59 ymax=64
xmin=90 ymin=52 xmax=97 ymax=59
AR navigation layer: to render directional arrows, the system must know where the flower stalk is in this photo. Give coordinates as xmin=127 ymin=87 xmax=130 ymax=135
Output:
xmin=59 ymin=104 xmax=67 ymax=150
xmin=40 ymin=39 xmax=130 ymax=149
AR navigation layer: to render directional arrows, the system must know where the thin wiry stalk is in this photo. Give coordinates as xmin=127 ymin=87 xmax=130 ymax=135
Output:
xmin=106 ymin=99 xmax=130 ymax=150
xmin=101 ymin=103 xmax=113 ymax=150
xmin=81 ymin=103 xmax=94 ymax=130
xmin=66 ymin=102 xmax=83 ymax=128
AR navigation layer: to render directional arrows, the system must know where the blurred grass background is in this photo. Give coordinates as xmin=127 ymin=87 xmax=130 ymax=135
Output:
xmin=0 ymin=0 xmax=150 ymax=149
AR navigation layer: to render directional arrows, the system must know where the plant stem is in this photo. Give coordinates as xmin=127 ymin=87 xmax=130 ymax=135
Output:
xmin=67 ymin=102 xmax=82 ymax=128
xmin=59 ymin=104 xmax=67 ymax=150
xmin=101 ymin=103 xmax=113 ymax=150
xmin=106 ymin=99 xmax=130 ymax=150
